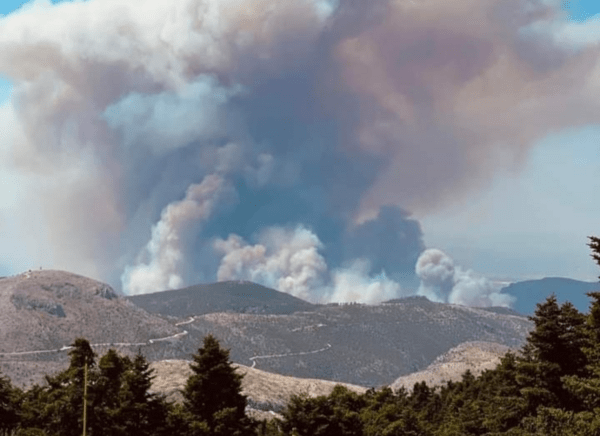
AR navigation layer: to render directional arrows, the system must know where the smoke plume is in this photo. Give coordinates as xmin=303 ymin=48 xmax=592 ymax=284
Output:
xmin=123 ymin=174 xmax=237 ymax=295
xmin=214 ymin=225 xmax=407 ymax=304
xmin=214 ymin=226 xmax=328 ymax=302
xmin=0 ymin=0 xmax=598 ymax=304
xmin=416 ymin=249 xmax=515 ymax=307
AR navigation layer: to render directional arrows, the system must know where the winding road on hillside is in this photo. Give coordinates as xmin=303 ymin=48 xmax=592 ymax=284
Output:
xmin=0 ymin=329 xmax=190 ymax=358
xmin=249 ymin=343 xmax=332 ymax=369
xmin=0 ymin=315 xmax=332 ymax=370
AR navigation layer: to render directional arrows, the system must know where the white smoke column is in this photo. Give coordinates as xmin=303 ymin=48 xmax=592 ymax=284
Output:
xmin=215 ymin=226 xmax=404 ymax=304
xmin=415 ymin=248 xmax=515 ymax=307
xmin=449 ymin=268 xmax=516 ymax=308
xmin=123 ymin=174 xmax=236 ymax=295
xmin=326 ymin=259 xmax=402 ymax=304
xmin=415 ymin=249 xmax=456 ymax=302
xmin=214 ymin=226 xmax=328 ymax=302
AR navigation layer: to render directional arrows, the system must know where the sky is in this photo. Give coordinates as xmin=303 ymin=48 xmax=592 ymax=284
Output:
xmin=0 ymin=0 xmax=599 ymax=307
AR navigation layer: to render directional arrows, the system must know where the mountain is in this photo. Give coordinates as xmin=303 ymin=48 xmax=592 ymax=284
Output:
xmin=126 ymin=280 xmax=316 ymax=316
xmin=0 ymin=270 xmax=178 ymax=353
xmin=500 ymin=277 xmax=599 ymax=314
xmin=0 ymin=272 xmax=532 ymax=390
xmin=0 ymin=270 xmax=180 ymax=386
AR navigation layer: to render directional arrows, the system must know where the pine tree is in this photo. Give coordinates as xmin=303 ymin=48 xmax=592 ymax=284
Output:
xmin=183 ymin=334 xmax=254 ymax=436
xmin=119 ymin=351 xmax=170 ymax=436
xmin=589 ymin=236 xmax=600 ymax=280
xmin=94 ymin=348 xmax=130 ymax=436
xmin=0 ymin=372 xmax=19 ymax=435
xmin=516 ymin=295 xmax=588 ymax=411
xmin=561 ymin=237 xmax=600 ymax=420
xmin=35 ymin=338 xmax=98 ymax=436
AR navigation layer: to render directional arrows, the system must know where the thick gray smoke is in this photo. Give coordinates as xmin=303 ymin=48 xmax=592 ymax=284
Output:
xmin=341 ymin=206 xmax=424 ymax=286
xmin=416 ymin=249 xmax=515 ymax=307
xmin=0 ymin=0 xmax=598 ymax=304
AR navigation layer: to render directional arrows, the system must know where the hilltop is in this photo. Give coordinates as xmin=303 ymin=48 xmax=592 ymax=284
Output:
xmin=127 ymin=280 xmax=315 ymax=316
xmin=0 ymin=270 xmax=178 ymax=353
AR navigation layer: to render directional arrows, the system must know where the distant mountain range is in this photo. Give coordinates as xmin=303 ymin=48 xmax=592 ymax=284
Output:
xmin=500 ymin=277 xmax=599 ymax=314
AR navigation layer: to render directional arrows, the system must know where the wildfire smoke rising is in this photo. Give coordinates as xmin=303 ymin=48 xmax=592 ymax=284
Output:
xmin=0 ymin=0 xmax=595 ymax=305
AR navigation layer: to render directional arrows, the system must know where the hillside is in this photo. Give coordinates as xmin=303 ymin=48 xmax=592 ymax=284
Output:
xmin=150 ymin=360 xmax=367 ymax=416
xmin=127 ymin=280 xmax=316 ymax=316
xmin=157 ymin=296 xmax=532 ymax=387
xmin=0 ymin=273 xmax=532 ymax=389
xmin=0 ymin=270 xmax=178 ymax=353
xmin=501 ymin=277 xmax=599 ymax=314
xmin=390 ymin=341 xmax=514 ymax=391
xmin=0 ymin=270 xmax=180 ymax=385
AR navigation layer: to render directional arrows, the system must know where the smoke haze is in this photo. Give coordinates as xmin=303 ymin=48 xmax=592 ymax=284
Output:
xmin=0 ymin=0 xmax=597 ymax=305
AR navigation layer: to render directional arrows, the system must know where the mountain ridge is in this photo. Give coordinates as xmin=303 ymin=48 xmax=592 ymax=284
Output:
xmin=500 ymin=276 xmax=599 ymax=314
xmin=0 ymin=270 xmax=531 ymax=388
xmin=126 ymin=280 xmax=316 ymax=316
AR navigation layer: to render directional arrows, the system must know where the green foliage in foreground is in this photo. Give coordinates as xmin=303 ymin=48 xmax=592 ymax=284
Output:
xmin=0 ymin=236 xmax=599 ymax=436
xmin=1 ymin=334 xmax=255 ymax=436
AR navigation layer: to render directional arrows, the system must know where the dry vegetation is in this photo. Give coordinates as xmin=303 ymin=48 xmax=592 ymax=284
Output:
xmin=150 ymin=359 xmax=367 ymax=414
xmin=390 ymin=341 xmax=515 ymax=390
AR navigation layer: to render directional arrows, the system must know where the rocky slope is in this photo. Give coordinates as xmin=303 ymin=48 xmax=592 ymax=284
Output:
xmin=0 ymin=270 xmax=180 ymax=385
xmin=150 ymin=360 xmax=367 ymax=417
xmin=390 ymin=341 xmax=515 ymax=391
xmin=177 ymin=297 xmax=531 ymax=386
xmin=0 ymin=270 xmax=179 ymax=353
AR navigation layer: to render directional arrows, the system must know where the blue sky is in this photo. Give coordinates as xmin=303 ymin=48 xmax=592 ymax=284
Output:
xmin=0 ymin=0 xmax=599 ymax=305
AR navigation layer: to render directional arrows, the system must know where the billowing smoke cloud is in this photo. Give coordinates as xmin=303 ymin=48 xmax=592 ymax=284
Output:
xmin=123 ymin=174 xmax=237 ymax=295
xmin=214 ymin=226 xmax=328 ymax=302
xmin=327 ymin=259 xmax=402 ymax=304
xmin=1 ymin=0 xmax=599 ymax=302
xmin=415 ymin=249 xmax=456 ymax=303
xmin=416 ymin=249 xmax=515 ymax=307
xmin=214 ymin=225 xmax=406 ymax=304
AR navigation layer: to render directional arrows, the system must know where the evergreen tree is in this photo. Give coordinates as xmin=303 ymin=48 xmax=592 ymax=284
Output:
xmin=0 ymin=371 xmax=20 ymax=436
xmin=516 ymin=295 xmax=588 ymax=412
xmin=361 ymin=387 xmax=425 ymax=436
xmin=94 ymin=349 xmax=130 ymax=436
xmin=37 ymin=338 xmax=97 ymax=436
xmin=589 ymin=236 xmax=600 ymax=279
xmin=119 ymin=351 xmax=170 ymax=436
xmin=182 ymin=334 xmax=254 ymax=436
xmin=280 ymin=386 xmax=366 ymax=436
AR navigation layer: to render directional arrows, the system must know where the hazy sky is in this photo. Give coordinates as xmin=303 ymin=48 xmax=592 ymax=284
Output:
xmin=0 ymin=0 xmax=599 ymax=306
